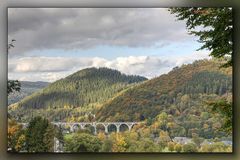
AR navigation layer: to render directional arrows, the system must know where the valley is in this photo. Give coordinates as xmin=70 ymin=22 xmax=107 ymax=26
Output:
xmin=8 ymin=59 xmax=233 ymax=153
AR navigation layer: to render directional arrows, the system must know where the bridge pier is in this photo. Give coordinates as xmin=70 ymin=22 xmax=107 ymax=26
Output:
xmin=115 ymin=124 xmax=121 ymax=133
xmin=70 ymin=125 xmax=74 ymax=132
xmin=127 ymin=123 xmax=135 ymax=131
xmin=80 ymin=124 xmax=85 ymax=130
xmin=92 ymin=123 xmax=97 ymax=135
xmin=103 ymin=124 xmax=109 ymax=134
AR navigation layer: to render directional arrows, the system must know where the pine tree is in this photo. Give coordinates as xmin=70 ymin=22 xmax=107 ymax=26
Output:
xmin=43 ymin=124 xmax=55 ymax=152
xmin=25 ymin=117 xmax=51 ymax=152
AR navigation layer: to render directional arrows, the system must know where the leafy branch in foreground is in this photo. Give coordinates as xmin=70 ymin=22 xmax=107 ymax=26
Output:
xmin=8 ymin=39 xmax=16 ymax=50
xmin=207 ymin=98 xmax=232 ymax=135
xmin=8 ymin=80 xmax=21 ymax=95
xmin=169 ymin=7 xmax=232 ymax=67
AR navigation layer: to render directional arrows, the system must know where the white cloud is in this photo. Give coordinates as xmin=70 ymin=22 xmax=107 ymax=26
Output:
xmin=8 ymin=57 xmax=92 ymax=73
xmin=17 ymin=72 xmax=68 ymax=82
xmin=8 ymin=51 xmax=210 ymax=82
xmin=103 ymin=56 xmax=172 ymax=78
xmin=170 ymin=50 xmax=211 ymax=66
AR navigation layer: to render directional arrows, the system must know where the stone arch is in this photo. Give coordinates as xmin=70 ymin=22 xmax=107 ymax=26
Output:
xmin=71 ymin=124 xmax=81 ymax=132
xmin=96 ymin=123 xmax=107 ymax=134
xmin=119 ymin=123 xmax=129 ymax=132
xmin=62 ymin=123 xmax=72 ymax=133
xmin=108 ymin=124 xmax=117 ymax=133
xmin=84 ymin=123 xmax=96 ymax=134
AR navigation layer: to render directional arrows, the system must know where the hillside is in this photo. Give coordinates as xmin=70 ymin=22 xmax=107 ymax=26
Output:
xmin=96 ymin=59 xmax=232 ymax=121
xmin=93 ymin=60 xmax=232 ymax=139
xmin=9 ymin=60 xmax=232 ymax=139
xmin=8 ymin=81 xmax=49 ymax=105
xmin=9 ymin=67 xmax=147 ymax=122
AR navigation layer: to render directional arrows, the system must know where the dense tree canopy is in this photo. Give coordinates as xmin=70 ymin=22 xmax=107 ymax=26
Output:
xmin=64 ymin=133 xmax=102 ymax=152
xmin=9 ymin=67 xmax=146 ymax=122
xmin=8 ymin=60 xmax=232 ymax=153
xmin=8 ymin=119 xmax=25 ymax=152
xmin=97 ymin=60 xmax=231 ymax=123
xmin=25 ymin=116 xmax=55 ymax=152
xmin=208 ymin=99 xmax=232 ymax=134
xmin=169 ymin=7 xmax=233 ymax=136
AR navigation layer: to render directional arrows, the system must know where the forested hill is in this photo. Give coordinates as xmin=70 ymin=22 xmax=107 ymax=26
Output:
xmin=96 ymin=59 xmax=232 ymax=122
xmin=9 ymin=67 xmax=147 ymax=122
xmin=8 ymin=81 xmax=49 ymax=105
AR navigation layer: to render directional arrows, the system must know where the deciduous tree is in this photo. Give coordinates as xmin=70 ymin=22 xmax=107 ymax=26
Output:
xmin=169 ymin=7 xmax=232 ymax=67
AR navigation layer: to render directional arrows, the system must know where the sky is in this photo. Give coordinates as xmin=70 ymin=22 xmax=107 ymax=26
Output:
xmin=8 ymin=8 xmax=210 ymax=82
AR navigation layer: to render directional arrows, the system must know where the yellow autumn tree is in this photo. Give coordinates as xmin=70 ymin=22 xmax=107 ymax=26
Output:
xmin=97 ymin=132 xmax=106 ymax=141
xmin=8 ymin=118 xmax=25 ymax=152
xmin=111 ymin=133 xmax=127 ymax=152
xmin=159 ymin=130 xmax=171 ymax=150
xmin=15 ymin=134 xmax=26 ymax=152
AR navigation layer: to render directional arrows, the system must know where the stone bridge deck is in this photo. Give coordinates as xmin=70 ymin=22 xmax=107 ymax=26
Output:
xmin=20 ymin=122 xmax=141 ymax=134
